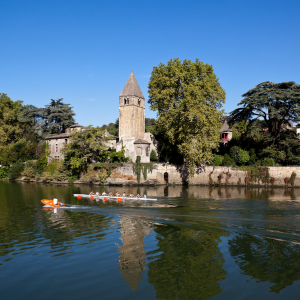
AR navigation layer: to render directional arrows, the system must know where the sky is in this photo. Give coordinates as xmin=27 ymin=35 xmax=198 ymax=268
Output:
xmin=1 ymin=0 xmax=300 ymax=127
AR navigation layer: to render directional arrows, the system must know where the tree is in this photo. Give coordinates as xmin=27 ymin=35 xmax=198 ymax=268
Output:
xmin=0 ymin=93 xmax=23 ymax=145
xmin=44 ymin=98 xmax=75 ymax=134
xmin=62 ymin=126 xmax=112 ymax=176
xmin=230 ymin=81 xmax=300 ymax=146
xmin=148 ymin=58 xmax=225 ymax=175
xmin=150 ymin=149 xmax=158 ymax=162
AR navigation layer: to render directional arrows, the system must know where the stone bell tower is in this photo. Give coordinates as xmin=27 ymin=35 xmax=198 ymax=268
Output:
xmin=119 ymin=71 xmax=145 ymax=140
xmin=117 ymin=71 xmax=156 ymax=162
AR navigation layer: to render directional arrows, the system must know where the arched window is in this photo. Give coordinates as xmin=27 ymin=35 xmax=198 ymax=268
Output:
xmin=138 ymin=99 xmax=141 ymax=106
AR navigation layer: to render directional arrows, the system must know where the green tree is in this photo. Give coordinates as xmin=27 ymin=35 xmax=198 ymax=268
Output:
xmin=0 ymin=93 xmax=23 ymax=145
xmin=230 ymin=81 xmax=300 ymax=146
xmin=148 ymin=58 xmax=225 ymax=175
xmin=150 ymin=149 xmax=158 ymax=162
xmin=44 ymin=98 xmax=75 ymax=135
xmin=62 ymin=126 xmax=112 ymax=176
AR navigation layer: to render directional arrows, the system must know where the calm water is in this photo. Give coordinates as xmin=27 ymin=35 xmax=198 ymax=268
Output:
xmin=1 ymin=182 xmax=300 ymax=299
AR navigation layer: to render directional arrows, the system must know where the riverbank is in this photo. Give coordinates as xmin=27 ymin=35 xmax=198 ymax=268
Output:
xmin=4 ymin=163 xmax=300 ymax=188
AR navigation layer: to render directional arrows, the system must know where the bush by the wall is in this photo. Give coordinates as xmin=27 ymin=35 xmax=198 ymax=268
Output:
xmin=262 ymin=158 xmax=275 ymax=166
xmin=236 ymin=149 xmax=250 ymax=165
xmin=211 ymin=155 xmax=223 ymax=166
xmin=230 ymin=146 xmax=241 ymax=161
xmin=150 ymin=149 xmax=158 ymax=162
xmin=222 ymin=154 xmax=236 ymax=166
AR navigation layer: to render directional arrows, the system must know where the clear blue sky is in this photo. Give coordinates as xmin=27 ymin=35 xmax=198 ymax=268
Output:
xmin=1 ymin=0 xmax=299 ymax=127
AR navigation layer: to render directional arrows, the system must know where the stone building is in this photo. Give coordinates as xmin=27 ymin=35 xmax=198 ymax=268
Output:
xmin=116 ymin=71 xmax=157 ymax=162
xmin=45 ymin=124 xmax=83 ymax=162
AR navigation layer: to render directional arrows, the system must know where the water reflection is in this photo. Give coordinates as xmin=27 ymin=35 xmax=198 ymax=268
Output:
xmin=147 ymin=223 xmax=228 ymax=299
xmin=228 ymin=233 xmax=300 ymax=293
xmin=117 ymin=217 xmax=151 ymax=291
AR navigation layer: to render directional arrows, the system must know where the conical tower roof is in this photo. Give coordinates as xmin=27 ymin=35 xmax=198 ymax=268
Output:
xmin=219 ymin=121 xmax=232 ymax=133
xmin=120 ymin=71 xmax=144 ymax=98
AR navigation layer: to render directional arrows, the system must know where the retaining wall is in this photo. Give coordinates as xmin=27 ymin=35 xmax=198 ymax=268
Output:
xmin=107 ymin=164 xmax=300 ymax=187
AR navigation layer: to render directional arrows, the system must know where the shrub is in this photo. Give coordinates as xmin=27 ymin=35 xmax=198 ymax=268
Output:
xmin=81 ymin=166 xmax=108 ymax=183
xmin=68 ymin=176 xmax=77 ymax=183
xmin=136 ymin=156 xmax=141 ymax=163
xmin=41 ymin=172 xmax=54 ymax=183
xmin=8 ymin=161 xmax=24 ymax=180
xmin=0 ymin=166 xmax=9 ymax=178
xmin=236 ymin=149 xmax=250 ymax=165
xmin=249 ymin=148 xmax=257 ymax=165
xmin=211 ymin=155 xmax=223 ymax=166
xmin=53 ymin=163 xmax=71 ymax=181
xmin=36 ymin=156 xmax=48 ymax=174
xmin=262 ymin=158 xmax=275 ymax=166
xmin=230 ymin=146 xmax=241 ymax=161
xmin=21 ymin=166 xmax=35 ymax=179
xmin=222 ymin=154 xmax=236 ymax=166
xmin=150 ymin=149 xmax=158 ymax=162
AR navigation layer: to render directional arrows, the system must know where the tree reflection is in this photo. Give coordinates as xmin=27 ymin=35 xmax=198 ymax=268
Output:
xmin=147 ymin=224 xmax=227 ymax=299
xmin=229 ymin=234 xmax=300 ymax=293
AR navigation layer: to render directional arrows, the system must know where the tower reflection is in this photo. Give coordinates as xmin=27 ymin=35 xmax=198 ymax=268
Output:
xmin=117 ymin=217 xmax=151 ymax=291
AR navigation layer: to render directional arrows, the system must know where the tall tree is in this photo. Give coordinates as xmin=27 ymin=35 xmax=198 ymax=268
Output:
xmin=230 ymin=81 xmax=300 ymax=146
xmin=0 ymin=93 xmax=23 ymax=145
xmin=44 ymin=98 xmax=75 ymax=135
xmin=148 ymin=58 xmax=225 ymax=175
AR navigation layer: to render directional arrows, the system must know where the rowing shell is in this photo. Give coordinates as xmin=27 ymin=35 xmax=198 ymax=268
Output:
xmin=73 ymin=194 xmax=157 ymax=201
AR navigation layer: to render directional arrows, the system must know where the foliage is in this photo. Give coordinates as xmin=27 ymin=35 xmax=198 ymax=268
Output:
xmin=230 ymin=146 xmax=241 ymax=161
xmin=148 ymin=58 xmax=225 ymax=175
xmin=100 ymin=118 xmax=119 ymax=136
xmin=262 ymin=158 xmax=275 ymax=166
xmin=21 ymin=166 xmax=35 ymax=179
xmin=222 ymin=154 xmax=236 ymax=166
xmin=136 ymin=155 xmax=141 ymax=163
xmin=249 ymin=148 xmax=257 ymax=165
xmin=230 ymin=81 xmax=300 ymax=147
xmin=20 ymin=98 xmax=75 ymax=138
xmin=81 ymin=166 xmax=108 ymax=183
xmin=0 ymin=93 xmax=23 ymax=146
xmin=0 ymin=166 xmax=9 ymax=178
xmin=150 ymin=149 xmax=158 ymax=162
xmin=8 ymin=161 xmax=24 ymax=180
xmin=110 ymin=170 xmax=136 ymax=181
xmin=211 ymin=155 xmax=223 ymax=166
xmin=68 ymin=176 xmax=77 ymax=183
xmin=53 ymin=162 xmax=71 ymax=181
xmin=109 ymin=147 xmax=128 ymax=163
xmin=260 ymin=146 xmax=286 ymax=164
xmin=244 ymin=166 xmax=270 ymax=185
xmin=145 ymin=118 xmax=156 ymax=134
xmin=41 ymin=172 xmax=54 ymax=183
xmin=132 ymin=162 xmax=153 ymax=183
xmin=62 ymin=126 xmax=112 ymax=176
xmin=236 ymin=149 xmax=250 ymax=165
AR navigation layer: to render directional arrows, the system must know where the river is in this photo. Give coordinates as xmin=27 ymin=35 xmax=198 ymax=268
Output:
xmin=1 ymin=181 xmax=300 ymax=299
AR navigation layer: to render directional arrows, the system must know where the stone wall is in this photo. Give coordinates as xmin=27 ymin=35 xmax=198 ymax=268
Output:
xmin=107 ymin=163 xmax=300 ymax=187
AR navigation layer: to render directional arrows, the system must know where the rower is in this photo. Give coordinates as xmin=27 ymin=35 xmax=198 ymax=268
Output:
xmin=96 ymin=192 xmax=100 ymax=196
xmin=89 ymin=191 xmax=94 ymax=195
xmin=102 ymin=191 xmax=106 ymax=195
xmin=144 ymin=194 xmax=147 ymax=198
xmin=122 ymin=192 xmax=126 ymax=197
xmin=116 ymin=191 xmax=120 ymax=196
xmin=129 ymin=193 xmax=134 ymax=198
xmin=136 ymin=194 xmax=141 ymax=198
xmin=109 ymin=192 xmax=113 ymax=196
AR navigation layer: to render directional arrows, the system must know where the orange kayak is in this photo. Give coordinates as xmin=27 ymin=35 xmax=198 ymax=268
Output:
xmin=41 ymin=199 xmax=65 ymax=208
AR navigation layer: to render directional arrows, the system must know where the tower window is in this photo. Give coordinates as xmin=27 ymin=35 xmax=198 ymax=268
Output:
xmin=138 ymin=99 xmax=141 ymax=106
xmin=124 ymin=98 xmax=129 ymax=105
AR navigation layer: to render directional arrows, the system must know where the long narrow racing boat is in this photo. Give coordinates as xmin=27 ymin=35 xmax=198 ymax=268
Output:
xmin=73 ymin=194 xmax=157 ymax=201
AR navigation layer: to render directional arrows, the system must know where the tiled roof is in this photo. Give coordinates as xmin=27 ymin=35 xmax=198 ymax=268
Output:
xmin=120 ymin=71 xmax=144 ymax=98
xmin=134 ymin=138 xmax=150 ymax=144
